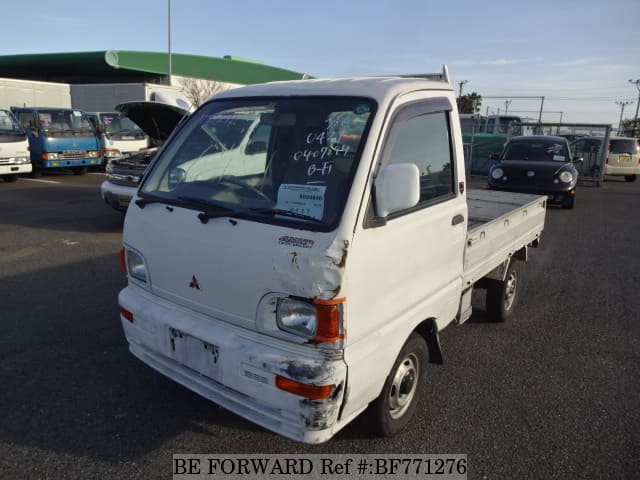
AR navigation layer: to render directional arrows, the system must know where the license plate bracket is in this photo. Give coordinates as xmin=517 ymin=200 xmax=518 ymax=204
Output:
xmin=169 ymin=328 xmax=220 ymax=380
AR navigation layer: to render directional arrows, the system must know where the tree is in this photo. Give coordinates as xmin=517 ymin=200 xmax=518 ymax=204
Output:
xmin=178 ymin=77 xmax=229 ymax=107
xmin=620 ymin=118 xmax=640 ymax=137
xmin=457 ymin=92 xmax=482 ymax=114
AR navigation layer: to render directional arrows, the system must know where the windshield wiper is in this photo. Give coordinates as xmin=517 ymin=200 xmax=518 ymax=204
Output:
xmin=135 ymin=195 xmax=166 ymax=208
xmin=176 ymin=196 xmax=241 ymax=224
xmin=249 ymin=207 xmax=328 ymax=225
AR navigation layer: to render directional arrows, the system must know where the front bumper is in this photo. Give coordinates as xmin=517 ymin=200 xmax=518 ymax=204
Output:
xmin=118 ymin=285 xmax=348 ymax=444
xmin=42 ymin=158 xmax=102 ymax=168
xmin=0 ymin=163 xmax=32 ymax=175
xmin=488 ymin=183 xmax=574 ymax=204
xmin=101 ymin=180 xmax=135 ymax=212
xmin=604 ymin=164 xmax=640 ymax=176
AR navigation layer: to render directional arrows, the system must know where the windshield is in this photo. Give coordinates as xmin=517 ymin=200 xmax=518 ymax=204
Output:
xmin=610 ymin=139 xmax=639 ymax=154
xmin=140 ymin=97 xmax=375 ymax=230
xmin=99 ymin=113 xmax=145 ymax=140
xmin=503 ymin=140 xmax=570 ymax=162
xmin=0 ymin=110 xmax=23 ymax=133
xmin=37 ymin=110 xmax=94 ymax=135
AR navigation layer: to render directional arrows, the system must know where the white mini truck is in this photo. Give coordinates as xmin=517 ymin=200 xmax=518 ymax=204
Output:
xmin=119 ymin=70 xmax=547 ymax=443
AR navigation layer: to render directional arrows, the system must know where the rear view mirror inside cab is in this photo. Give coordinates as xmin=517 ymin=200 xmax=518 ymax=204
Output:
xmin=260 ymin=113 xmax=296 ymax=127
xmin=168 ymin=168 xmax=186 ymax=188
xmin=375 ymin=163 xmax=420 ymax=217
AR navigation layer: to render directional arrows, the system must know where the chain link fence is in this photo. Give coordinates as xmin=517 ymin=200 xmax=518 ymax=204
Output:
xmin=462 ymin=119 xmax=612 ymax=186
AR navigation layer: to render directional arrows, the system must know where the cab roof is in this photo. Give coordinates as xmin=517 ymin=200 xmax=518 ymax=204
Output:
xmin=212 ymin=77 xmax=454 ymax=105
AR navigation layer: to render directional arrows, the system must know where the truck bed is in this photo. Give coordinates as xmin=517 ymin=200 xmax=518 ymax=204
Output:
xmin=463 ymin=189 xmax=546 ymax=287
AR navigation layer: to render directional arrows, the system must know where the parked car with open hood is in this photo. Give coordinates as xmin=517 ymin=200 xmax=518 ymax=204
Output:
xmin=101 ymin=100 xmax=190 ymax=211
xmin=488 ymin=135 xmax=581 ymax=209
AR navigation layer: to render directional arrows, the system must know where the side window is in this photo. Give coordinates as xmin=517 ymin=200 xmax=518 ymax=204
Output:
xmin=385 ymin=111 xmax=455 ymax=205
xmin=17 ymin=111 xmax=34 ymax=129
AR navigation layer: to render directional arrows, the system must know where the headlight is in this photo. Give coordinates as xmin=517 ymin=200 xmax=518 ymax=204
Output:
xmin=105 ymin=149 xmax=121 ymax=158
xmin=87 ymin=150 xmax=99 ymax=158
xmin=43 ymin=152 xmax=59 ymax=160
xmin=126 ymin=249 xmax=147 ymax=283
xmin=491 ymin=168 xmax=504 ymax=179
xmin=559 ymin=171 xmax=573 ymax=183
xmin=276 ymin=298 xmax=317 ymax=338
xmin=15 ymin=156 xmax=29 ymax=164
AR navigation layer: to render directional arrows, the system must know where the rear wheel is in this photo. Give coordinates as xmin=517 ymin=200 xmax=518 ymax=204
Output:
xmin=3 ymin=174 xmax=19 ymax=183
xmin=369 ymin=333 xmax=428 ymax=437
xmin=486 ymin=261 xmax=520 ymax=322
xmin=72 ymin=166 xmax=88 ymax=176
xmin=624 ymin=175 xmax=637 ymax=182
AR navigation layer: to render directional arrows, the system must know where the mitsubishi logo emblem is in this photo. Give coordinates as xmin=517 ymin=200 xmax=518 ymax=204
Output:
xmin=189 ymin=275 xmax=201 ymax=290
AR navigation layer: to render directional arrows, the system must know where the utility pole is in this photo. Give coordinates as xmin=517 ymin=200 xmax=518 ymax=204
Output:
xmin=629 ymin=79 xmax=640 ymax=136
xmin=616 ymin=100 xmax=633 ymax=135
xmin=538 ymin=96 xmax=545 ymax=123
xmin=504 ymin=100 xmax=512 ymax=114
xmin=168 ymin=0 xmax=172 ymax=85
xmin=458 ymin=80 xmax=468 ymax=98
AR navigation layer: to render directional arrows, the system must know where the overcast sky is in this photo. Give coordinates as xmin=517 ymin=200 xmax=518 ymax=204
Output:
xmin=3 ymin=0 xmax=639 ymax=126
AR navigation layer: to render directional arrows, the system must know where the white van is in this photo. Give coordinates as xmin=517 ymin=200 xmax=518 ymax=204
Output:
xmin=0 ymin=109 xmax=31 ymax=182
xmin=118 ymin=72 xmax=546 ymax=443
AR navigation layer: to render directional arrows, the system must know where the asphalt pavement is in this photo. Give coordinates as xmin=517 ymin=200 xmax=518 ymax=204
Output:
xmin=0 ymin=172 xmax=638 ymax=479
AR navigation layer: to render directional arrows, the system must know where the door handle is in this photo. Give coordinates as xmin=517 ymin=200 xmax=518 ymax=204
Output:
xmin=452 ymin=214 xmax=464 ymax=226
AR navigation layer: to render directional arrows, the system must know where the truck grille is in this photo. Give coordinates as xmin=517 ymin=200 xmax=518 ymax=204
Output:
xmin=59 ymin=150 xmax=89 ymax=160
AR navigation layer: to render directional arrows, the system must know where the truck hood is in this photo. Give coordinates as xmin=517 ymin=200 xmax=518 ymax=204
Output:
xmin=123 ymin=203 xmax=348 ymax=330
xmin=115 ymin=101 xmax=189 ymax=143
xmin=109 ymin=148 xmax=156 ymax=171
xmin=42 ymin=136 xmax=100 ymax=150
xmin=0 ymin=137 xmax=29 ymax=157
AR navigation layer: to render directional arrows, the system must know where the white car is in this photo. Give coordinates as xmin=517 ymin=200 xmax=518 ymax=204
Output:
xmin=101 ymin=101 xmax=189 ymax=211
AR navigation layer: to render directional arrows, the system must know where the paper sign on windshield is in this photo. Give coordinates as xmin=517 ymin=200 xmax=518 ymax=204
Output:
xmin=277 ymin=184 xmax=326 ymax=220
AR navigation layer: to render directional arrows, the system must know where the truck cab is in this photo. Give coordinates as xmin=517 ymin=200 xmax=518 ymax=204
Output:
xmin=118 ymin=72 xmax=546 ymax=443
xmin=0 ymin=109 xmax=31 ymax=182
xmin=85 ymin=112 xmax=148 ymax=163
xmin=11 ymin=107 xmax=101 ymax=176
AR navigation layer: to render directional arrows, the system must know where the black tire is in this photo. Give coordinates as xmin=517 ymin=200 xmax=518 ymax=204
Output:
xmin=4 ymin=174 xmax=19 ymax=183
xmin=29 ymin=168 xmax=42 ymax=178
xmin=562 ymin=194 xmax=575 ymax=210
xmin=369 ymin=333 xmax=428 ymax=437
xmin=72 ymin=166 xmax=88 ymax=176
xmin=624 ymin=175 xmax=637 ymax=183
xmin=486 ymin=261 xmax=520 ymax=322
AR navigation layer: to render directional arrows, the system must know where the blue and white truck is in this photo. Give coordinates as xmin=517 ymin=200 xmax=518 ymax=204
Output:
xmin=11 ymin=107 xmax=101 ymax=176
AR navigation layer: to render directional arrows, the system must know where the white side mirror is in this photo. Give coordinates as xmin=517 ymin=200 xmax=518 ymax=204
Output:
xmin=375 ymin=163 xmax=420 ymax=217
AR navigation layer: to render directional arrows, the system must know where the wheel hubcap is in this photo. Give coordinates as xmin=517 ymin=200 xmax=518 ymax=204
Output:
xmin=388 ymin=353 xmax=419 ymax=419
xmin=504 ymin=271 xmax=517 ymax=310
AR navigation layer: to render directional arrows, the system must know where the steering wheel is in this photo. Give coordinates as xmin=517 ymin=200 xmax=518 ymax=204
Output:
xmin=217 ymin=176 xmax=273 ymax=203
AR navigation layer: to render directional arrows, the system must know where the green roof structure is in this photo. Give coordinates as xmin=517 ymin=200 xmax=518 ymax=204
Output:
xmin=0 ymin=50 xmax=311 ymax=85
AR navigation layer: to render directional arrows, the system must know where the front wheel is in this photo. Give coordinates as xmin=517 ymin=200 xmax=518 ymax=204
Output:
xmin=486 ymin=261 xmax=520 ymax=322
xmin=562 ymin=194 xmax=575 ymax=209
xmin=624 ymin=175 xmax=637 ymax=183
xmin=3 ymin=174 xmax=19 ymax=183
xmin=72 ymin=166 xmax=88 ymax=176
xmin=369 ymin=333 xmax=428 ymax=437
